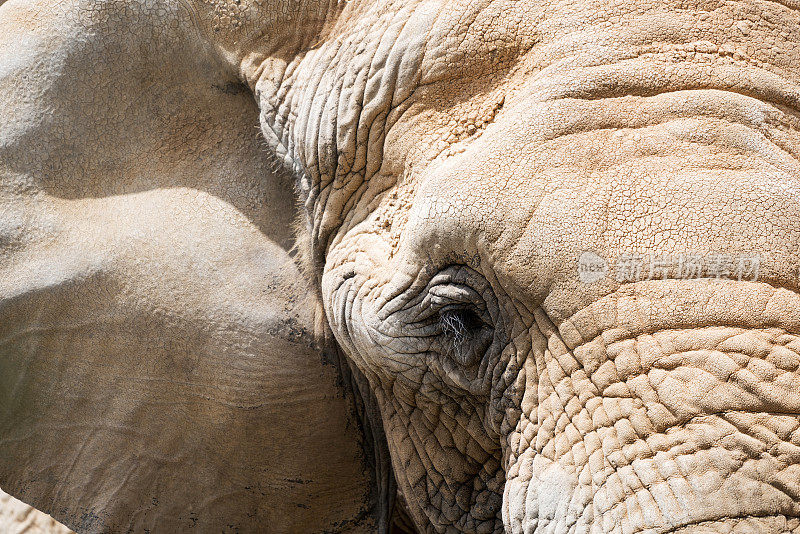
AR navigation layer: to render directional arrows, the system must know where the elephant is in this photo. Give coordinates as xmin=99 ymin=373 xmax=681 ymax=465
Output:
xmin=2 ymin=0 xmax=800 ymax=531
xmin=0 ymin=489 xmax=73 ymax=533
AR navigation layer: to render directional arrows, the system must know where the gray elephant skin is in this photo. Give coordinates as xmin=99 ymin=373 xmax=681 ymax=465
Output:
xmin=1 ymin=0 xmax=799 ymax=532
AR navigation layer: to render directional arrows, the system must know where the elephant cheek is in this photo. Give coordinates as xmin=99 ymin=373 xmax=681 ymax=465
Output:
xmin=503 ymin=458 xmax=579 ymax=534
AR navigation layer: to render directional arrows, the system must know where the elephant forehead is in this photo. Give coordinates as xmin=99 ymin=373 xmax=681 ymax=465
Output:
xmin=414 ymin=0 xmax=538 ymax=85
xmin=392 ymin=95 xmax=800 ymax=314
xmin=374 ymin=0 xmax=800 ymax=86
xmin=280 ymin=0 xmax=800 ymax=268
xmin=369 ymin=0 xmax=800 ymax=171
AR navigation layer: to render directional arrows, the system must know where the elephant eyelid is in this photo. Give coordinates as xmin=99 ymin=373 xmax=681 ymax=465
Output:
xmin=428 ymin=283 xmax=486 ymax=309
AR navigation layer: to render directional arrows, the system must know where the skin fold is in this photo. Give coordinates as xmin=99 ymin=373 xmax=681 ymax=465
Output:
xmin=0 ymin=0 xmax=389 ymax=531
xmin=2 ymin=0 xmax=800 ymax=532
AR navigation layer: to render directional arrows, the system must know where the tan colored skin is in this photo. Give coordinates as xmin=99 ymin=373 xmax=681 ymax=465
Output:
xmin=4 ymin=0 xmax=800 ymax=532
xmin=298 ymin=0 xmax=800 ymax=532
xmin=0 ymin=489 xmax=72 ymax=534
xmin=0 ymin=0 xmax=388 ymax=532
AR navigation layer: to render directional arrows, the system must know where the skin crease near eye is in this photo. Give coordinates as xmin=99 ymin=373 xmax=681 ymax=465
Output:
xmin=7 ymin=0 xmax=800 ymax=533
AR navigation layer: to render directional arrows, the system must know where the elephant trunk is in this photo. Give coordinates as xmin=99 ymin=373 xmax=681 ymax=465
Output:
xmin=502 ymin=279 xmax=800 ymax=534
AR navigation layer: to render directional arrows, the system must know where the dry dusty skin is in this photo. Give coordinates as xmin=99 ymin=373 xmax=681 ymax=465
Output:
xmin=0 ymin=489 xmax=73 ymax=534
xmin=4 ymin=0 xmax=800 ymax=532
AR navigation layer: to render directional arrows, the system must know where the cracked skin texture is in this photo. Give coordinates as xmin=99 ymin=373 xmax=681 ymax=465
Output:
xmin=3 ymin=0 xmax=800 ymax=533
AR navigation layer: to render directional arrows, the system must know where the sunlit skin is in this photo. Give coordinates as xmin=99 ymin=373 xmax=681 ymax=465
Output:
xmin=2 ymin=0 xmax=800 ymax=532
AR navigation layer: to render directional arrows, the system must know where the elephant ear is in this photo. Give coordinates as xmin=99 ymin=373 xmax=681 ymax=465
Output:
xmin=0 ymin=0 xmax=393 ymax=531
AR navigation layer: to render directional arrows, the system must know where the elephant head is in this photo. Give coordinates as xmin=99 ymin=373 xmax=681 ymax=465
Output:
xmin=2 ymin=0 xmax=800 ymax=532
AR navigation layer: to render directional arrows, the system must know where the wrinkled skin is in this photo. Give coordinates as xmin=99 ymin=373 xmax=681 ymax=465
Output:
xmin=0 ymin=0 xmax=390 ymax=531
xmin=3 ymin=0 xmax=800 ymax=533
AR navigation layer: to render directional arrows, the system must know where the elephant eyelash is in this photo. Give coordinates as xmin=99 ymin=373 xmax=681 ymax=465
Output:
xmin=439 ymin=307 xmax=485 ymax=342
xmin=438 ymin=306 xmax=493 ymax=367
xmin=410 ymin=266 xmax=499 ymax=367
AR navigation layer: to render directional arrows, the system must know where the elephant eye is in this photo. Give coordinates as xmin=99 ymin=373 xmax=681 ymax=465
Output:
xmin=437 ymin=305 xmax=493 ymax=367
xmin=440 ymin=307 xmax=484 ymax=340
xmin=420 ymin=267 xmax=498 ymax=369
